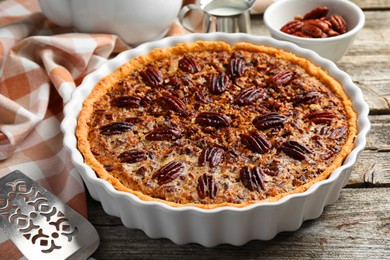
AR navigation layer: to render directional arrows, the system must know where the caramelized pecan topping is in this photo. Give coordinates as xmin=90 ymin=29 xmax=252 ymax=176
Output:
xmin=194 ymin=89 xmax=210 ymax=104
xmin=179 ymin=56 xmax=201 ymax=73
xmin=100 ymin=122 xmax=134 ymax=136
xmin=234 ymin=86 xmax=264 ymax=106
xmin=252 ymin=113 xmax=288 ymax=130
xmin=208 ymin=72 xmax=231 ymax=94
xmin=111 ymin=96 xmax=142 ymax=108
xmin=281 ymin=141 xmax=313 ymax=161
xmin=329 ymin=126 xmax=348 ymax=140
xmin=197 ymin=174 xmax=218 ymax=199
xmin=152 ymin=161 xmax=184 ymax=185
xmin=293 ymin=91 xmax=322 ymax=105
xmin=118 ymin=149 xmax=147 ymax=164
xmin=241 ymin=130 xmax=272 ymax=154
xmin=136 ymin=166 xmax=147 ymax=177
xmin=195 ymin=112 xmax=231 ymax=128
xmin=198 ymin=146 xmax=224 ymax=168
xmin=140 ymin=66 xmax=163 ymax=88
xmin=125 ymin=117 xmax=142 ymax=124
xmin=306 ymin=111 xmax=336 ymax=124
xmin=158 ymin=93 xmax=188 ymax=116
xmin=146 ymin=127 xmax=182 ymax=141
xmin=240 ymin=166 xmax=265 ymax=192
xmin=268 ymin=70 xmax=294 ymax=86
xmin=227 ymin=56 xmax=245 ymax=79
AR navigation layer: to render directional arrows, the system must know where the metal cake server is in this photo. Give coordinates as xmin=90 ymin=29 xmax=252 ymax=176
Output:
xmin=0 ymin=170 xmax=99 ymax=260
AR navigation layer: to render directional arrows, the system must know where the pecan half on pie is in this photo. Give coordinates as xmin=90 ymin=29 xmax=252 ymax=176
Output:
xmin=77 ymin=41 xmax=357 ymax=209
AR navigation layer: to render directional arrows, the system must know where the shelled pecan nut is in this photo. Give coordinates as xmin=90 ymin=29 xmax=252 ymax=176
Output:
xmin=208 ymin=72 xmax=231 ymax=94
xmin=158 ymin=93 xmax=188 ymax=116
xmin=146 ymin=127 xmax=182 ymax=141
xmin=306 ymin=111 xmax=336 ymax=124
xmin=268 ymin=70 xmax=294 ymax=86
xmin=301 ymin=23 xmax=324 ymax=38
xmin=240 ymin=166 xmax=265 ymax=192
xmin=241 ymin=130 xmax=272 ymax=154
xmin=327 ymin=29 xmax=340 ymax=37
xmin=100 ymin=122 xmax=134 ymax=136
xmin=111 ymin=96 xmax=142 ymax=108
xmin=179 ymin=56 xmax=201 ymax=74
xmin=292 ymin=31 xmax=311 ymax=38
xmin=227 ymin=57 xmax=245 ymax=79
xmin=328 ymin=125 xmax=348 ymax=140
xmin=195 ymin=112 xmax=231 ymax=128
xmin=198 ymin=146 xmax=224 ymax=168
xmin=234 ymin=86 xmax=264 ymax=106
xmin=194 ymin=89 xmax=210 ymax=104
xmin=118 ymin=149 xmax=147 ymax=164
xmin=281 ymin=20 xmax=304 ymax=34
xmin=292 ymin=91 xmax=322 ymax=105
xmin=281 ymin=140 xmax=313 ymax=161
xmin=197 ymin=173 xmax=218 ymax=199
xmin=280 ymin=6 xmax=348 ymax=38
xmin=330 ymin=15 xmax=348 ymax=34
xmin=152 ymin=161 xmax=185 ymax=185
xmin=252 ymin=112 xmax=288 ymax=130
xmin=303 ymin=6 xmax=329 ymax=20
xmin=305 ymin=19 xmax=330 ymax=33
xmin=140 ymin=66 xmax=163 ymax=88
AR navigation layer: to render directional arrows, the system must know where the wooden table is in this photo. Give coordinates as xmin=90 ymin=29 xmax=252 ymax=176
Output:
xmin=88 ymin=1 xmax=390 ymax=258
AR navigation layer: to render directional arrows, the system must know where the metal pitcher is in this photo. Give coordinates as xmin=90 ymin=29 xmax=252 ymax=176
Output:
xmin=179 ymin=0 xmax=255 ymax=33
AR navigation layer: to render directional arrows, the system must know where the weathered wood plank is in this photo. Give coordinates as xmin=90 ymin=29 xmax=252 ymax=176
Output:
xmin=346 ymin=115 xmax=390 ymax=187
xmin=338 ymin=11 xmax=390 ymax=82
xmin=351 ymin=0 xmax=390 ymax=9
xmin=366 ymin=115 xmax=390 ymax=150
xmin=88 ymin=188 xmax=390 ymax=259
xmin=327 ymin=11 xmax=390 ymax=115
xmin=349 ymin=150 xmax=390 ymax=187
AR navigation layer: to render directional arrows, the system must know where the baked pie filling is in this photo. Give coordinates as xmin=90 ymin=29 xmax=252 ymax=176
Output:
xmin=77 ymin=41 xmax=356 ymax=208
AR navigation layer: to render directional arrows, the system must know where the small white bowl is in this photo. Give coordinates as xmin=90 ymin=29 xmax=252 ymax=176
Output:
xmin=264 ymin=0 xmax=365 ymax=62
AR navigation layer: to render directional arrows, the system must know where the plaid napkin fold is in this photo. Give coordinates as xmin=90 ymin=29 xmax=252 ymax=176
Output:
xmin=0 ymin=0 xmax=273 ymax=258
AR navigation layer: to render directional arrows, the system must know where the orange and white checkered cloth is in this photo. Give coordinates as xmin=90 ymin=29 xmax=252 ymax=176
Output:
xmin=0 ymin=0 xmax=272 ymax=258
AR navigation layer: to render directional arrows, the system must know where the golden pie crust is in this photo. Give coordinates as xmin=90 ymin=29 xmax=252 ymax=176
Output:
xmin=77 ymin=41 xmax=357 ymax=209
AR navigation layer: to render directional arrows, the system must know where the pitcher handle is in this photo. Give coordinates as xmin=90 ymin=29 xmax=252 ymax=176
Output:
xmin=178 ymin=4 xmax=209 ymax=33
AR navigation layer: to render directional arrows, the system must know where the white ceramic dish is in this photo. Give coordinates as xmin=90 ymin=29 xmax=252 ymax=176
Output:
xmin=61 ymin=33 xmax=370 ymax=247
xmin=264 ymin=0 xmax=365 ymax=62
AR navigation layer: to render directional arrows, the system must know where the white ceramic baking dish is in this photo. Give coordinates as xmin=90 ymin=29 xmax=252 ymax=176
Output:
xmin=61 ymin=33 xmax=370 ymax=247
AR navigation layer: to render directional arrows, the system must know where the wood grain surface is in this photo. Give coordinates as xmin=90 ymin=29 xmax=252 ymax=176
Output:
xmin=88 ymin=2 xmax=390 ymax=259
xmin=88 ymin=188 xmax=389 ymax=259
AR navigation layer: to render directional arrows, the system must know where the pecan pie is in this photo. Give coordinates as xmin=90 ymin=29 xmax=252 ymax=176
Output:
xmin=76 ymin=41 xmax=357 ymax=209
